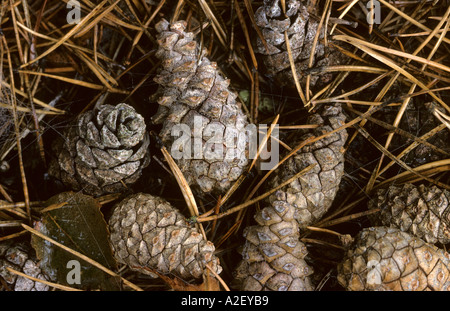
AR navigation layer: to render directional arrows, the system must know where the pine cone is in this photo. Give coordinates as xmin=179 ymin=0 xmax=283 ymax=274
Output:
xmin=48 ymin=103 xmax=150 ymax=197
xmin=254 ymin=0 xmax=348 ymax=89
xmin=235 ymin=199 xmax=314 ymax=291
xmin=151 ymin=19 xmax=250 ymax=196
xmin=108 ymin=193 xmax=222 ymax=280
xmin=267 ymin=104 xmax=347 ymax=228
xmin=368 ymin=184 xmax=450 ymax=245
xmin=337 ymin=226 xmax=450 ymax=291
xmin=0 ymin=242 xmax=49 ymax=291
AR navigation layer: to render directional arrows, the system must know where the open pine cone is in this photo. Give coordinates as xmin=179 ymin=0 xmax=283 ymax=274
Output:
xmin=48 ymin=103 xmax=150 ymax=197
xmin=267 ymin=103 xmax=347 ymax=228
xmin=368 ymin=183 xmax=450 ymax=245
xmin=0 ymin=242 xmax=49 ymax=291
xmin=151 ymin=19 xmax=250 ymax=196
xmin=108 ymin=193 xmax=222 ymax=280
xmin=337 ymin=226 xmax=450 ymax=291
xmin=254 ymin=0 xmax=348 ymax=89
xmin=235 ymin=199 xmax=314 ymax=291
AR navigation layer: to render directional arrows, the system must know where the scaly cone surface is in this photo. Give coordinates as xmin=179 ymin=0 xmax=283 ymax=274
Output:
xmin=337 ymin=226 xmax=450 ymax=291
xmin=0 ymin=242 xmax=50 ymax=291
xmin=151 ymin=19 xmax=250 ymax=196
xmin=235 ymin=199 xmax=314 ymax=291
xmin=108 ymin=193 xmax=222 ymax=280
xmin=254 ymin=0 xmax=348 ymax=89
xmin=48 ymin=103 xmax=150 ymax=197
xmin=368 ymin=183 xmax=450 ymax=245
xmin=267 ymin=104 xmax=347 ymax=229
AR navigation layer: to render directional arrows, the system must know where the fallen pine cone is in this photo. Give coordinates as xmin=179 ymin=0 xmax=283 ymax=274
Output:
xmin=235 ymin=199 xmax=314 ymax=291
xmin=151 ymin=19 xmax=250 ymax=196
xmin=0 ymin=242 xmax=49 ymax=291
xmin=48 ymin=103 xmax=150 ymax=197
xmin=254 ymin=0 xmax=348 ymax=89
xmin=108 ymin=193 xmax=222 ymax=280
xmin=368 ymin=183 xmax=450 ymax=245
xmin=337 ymin=226 xmax=450 ymax=291
xmin=267 ymin=103 xmax=347 ymax=228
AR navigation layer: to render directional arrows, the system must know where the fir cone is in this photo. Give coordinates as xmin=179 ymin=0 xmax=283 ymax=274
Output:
xmin=368 ymin=183 xmax=450 ymax=245
xmin=48 ymin=103 xmax=150 ymax=197
xmin=108 ymin=193 xmax=222 ymax=280
xmin=0 ymin=242 xmax=49 ymax=291
xmin=337 ymin=226 xmax=450 ymax=291
xmin=267 ymin=104 xmax=347 ymax=229
xmin=254 ymin=0 xmax=348 ymax=89
xmin=235 ymin=199 xmax=314 ymax=291
xmin=151 ymin=19 xmax=249 ymax=196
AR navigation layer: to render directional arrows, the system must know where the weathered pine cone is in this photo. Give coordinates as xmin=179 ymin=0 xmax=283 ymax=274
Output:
xmin=0 ymin=242 xmax=49 ymax=291
xmin=368 ymin=183 xmax=450 ymax=245
xmin=235 ymin=199 xmax=314 ymax=291
xmin=48 ymin=103 xmax=150 ymax=197
xmin=108 ymin=193 xmax=222 ymax=280
xmin=337 ymin=226 xmax=450 ymax=291
xmin=254 ymin=0 xmax=348 ymax=89
xmin=151 ymin=19 xmax=249 ymax=196
xmin=267 ymin=104 xmax=347 ymax=229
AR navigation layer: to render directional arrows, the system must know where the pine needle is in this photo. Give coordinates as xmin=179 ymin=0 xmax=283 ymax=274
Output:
xmin=161 ymin=147 xmax=206 ymax=240
xmin=22 ymin=224 xmax=143 ymax=291
xmin=6 ymin=267 xmax=83 ymax=291
xmin=20 ymin=0 xmax=111 ymax=68
xmin=197 ymin=164 xmax=316 ymax=223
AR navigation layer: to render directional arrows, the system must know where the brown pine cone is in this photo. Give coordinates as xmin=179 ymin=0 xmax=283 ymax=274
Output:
xmin=235 ymin=199 xmax=314 ymax=291
xmin=368 ymin=183 xmax=450 ymax=245
xmin=151 ymin=19 xmax=250 ymax=196
xmin=108 ymin=193 xmax=222 ymax=280
xmin=267 ymin=104 xmax=347 ymax=228
xmin=0 ymin=242 xmax=49 ymax=291
xmin=254 ymin=0 xmax=348 ymax=89
xmin=48 ymin=103 xmax=150 ymax=197
xmin=337 ymin=226 xmax=450 ymax=291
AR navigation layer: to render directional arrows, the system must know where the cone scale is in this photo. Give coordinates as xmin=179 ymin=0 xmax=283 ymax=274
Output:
xmin=235 ymin=199 xmax=314 ymax=291
xmin=108 ymin=193 xmax=222 ymax=280
xmin=338 ymin=226 xmax=450 ymax=291
xmin=151 ymin=19 xmax=250 ymax=196
xmin=254 ymin=0 xmax=348 ymax=89
xmin=0 ymin=242 xmax=49 ymax=291
xmin=369 ymin=183 xmax=450 ymax=245
xmin=49 ymin=103 xmax=150 ymax=197
xmin=267 ymin=104 xmax=347 ymax=228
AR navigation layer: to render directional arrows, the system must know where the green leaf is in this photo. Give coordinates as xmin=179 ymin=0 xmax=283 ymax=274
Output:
xmin=31 ymin=192 xmax=120 ymax=290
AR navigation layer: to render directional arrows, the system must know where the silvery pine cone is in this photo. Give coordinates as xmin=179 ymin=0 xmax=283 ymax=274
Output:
xmin=108 ymin=193 xmax=222 ymax=280
xmin=254 ymin=0 xmax=348 ymax=89
xmin=337 ymin=226 xmax=450 ymax=291
xmin=0 ymin=242 xmax=49 ymax=291
xmin=235 ymin=199 xmax=314 ymax=291
xmin=267 ymin=103 xmax=347 ymax=229
xmin=49 ymin=103 xmax=150 ymax=197
xmin=151 ymin=19 xmax=249 ymax=196
xmin=368 ymin=183 xmax=450 ymax=245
